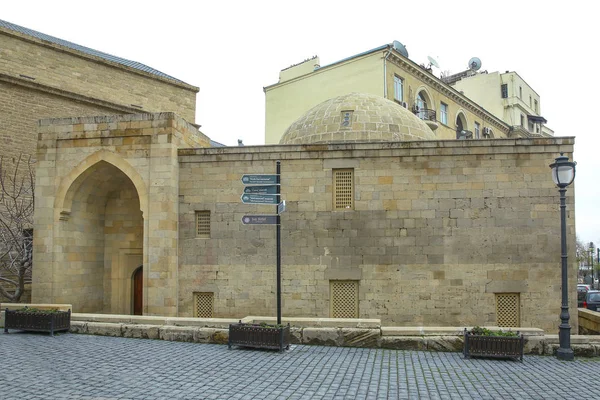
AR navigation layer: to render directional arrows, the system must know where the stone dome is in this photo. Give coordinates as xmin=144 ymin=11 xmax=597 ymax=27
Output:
xmin=279 ymin=92 xmax=436 ymax=145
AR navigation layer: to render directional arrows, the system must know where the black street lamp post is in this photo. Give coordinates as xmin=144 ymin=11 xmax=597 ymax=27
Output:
xmin=549 ymin=153 xmax=576 ymax=361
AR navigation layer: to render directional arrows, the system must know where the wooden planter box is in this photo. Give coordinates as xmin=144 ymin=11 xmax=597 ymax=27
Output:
xmin=463 ymin=328 xmax=524 ymax=361
xmin=228 ymin=322 xmax=290 ymax=352
xmin=4 ymin=308 xmax=71 ymax=336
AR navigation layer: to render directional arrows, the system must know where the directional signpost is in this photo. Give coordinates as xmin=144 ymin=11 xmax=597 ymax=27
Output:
xmin=240 ymin=162 xmax=285 ymax=324
xmin=241 ymin=194 xmax=279 ymax=205
xmin=243 ymin=185 xmax=278 ymax=195
xmin=241 ymin=215 xmax=278 ymax=225
xmin=277 ymin=200 xmax=286 ymax=215
xmin=241 ymin=174 xmax=278 ymax=185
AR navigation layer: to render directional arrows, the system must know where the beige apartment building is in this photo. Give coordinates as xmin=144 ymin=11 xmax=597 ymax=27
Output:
xmin=450 ymin=70 xmax=553 ymax=137
xmin=264 ymin=41 xmax=552 ymax=144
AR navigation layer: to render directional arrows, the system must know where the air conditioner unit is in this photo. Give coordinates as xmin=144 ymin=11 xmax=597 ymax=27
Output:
xmin=483 ymin=127 xmax=490 ymax=135
xmin=401 ymin=101 xmax=408 ymax=109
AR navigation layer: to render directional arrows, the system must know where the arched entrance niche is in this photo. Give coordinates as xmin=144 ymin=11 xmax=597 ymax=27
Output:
xmin=55 ymin=159 xmax=144 ymax=314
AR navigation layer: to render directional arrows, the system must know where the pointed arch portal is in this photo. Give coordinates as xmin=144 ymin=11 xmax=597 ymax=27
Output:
xmin=54 ymin=156 xmax=144 ymax=314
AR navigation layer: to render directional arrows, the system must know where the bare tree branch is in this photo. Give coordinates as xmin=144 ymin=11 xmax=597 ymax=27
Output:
xmin=0 ymin=154 xmax=35 ymax=303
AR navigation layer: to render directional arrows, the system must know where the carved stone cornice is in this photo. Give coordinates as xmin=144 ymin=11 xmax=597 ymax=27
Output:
xmin=387 ymin=52 xmax=510 ymax=133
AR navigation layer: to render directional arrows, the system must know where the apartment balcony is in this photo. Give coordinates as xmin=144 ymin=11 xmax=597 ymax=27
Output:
xmin=413 ymin=109 xmax=438 ymax=131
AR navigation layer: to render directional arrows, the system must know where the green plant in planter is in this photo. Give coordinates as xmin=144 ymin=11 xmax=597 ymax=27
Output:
xmin=16 ymin=307 xmax=61 ymax=313
xmin=258 ymin=322 xmax=286 ymax=329
xmin=229 ymin=321 xmax=291 ymax=352
xmin=469 ymin=326 xmax=518 ymax=337
xmin=5 ymin=306 xmax=71 ymax=336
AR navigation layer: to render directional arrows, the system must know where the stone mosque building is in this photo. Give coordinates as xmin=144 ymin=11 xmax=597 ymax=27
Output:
xmin=1 ymin=20 xmax=576 ymax=333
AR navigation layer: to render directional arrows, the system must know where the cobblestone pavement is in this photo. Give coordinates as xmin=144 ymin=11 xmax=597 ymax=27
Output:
xmin=1 ymin=333 xmax=600 ymax=399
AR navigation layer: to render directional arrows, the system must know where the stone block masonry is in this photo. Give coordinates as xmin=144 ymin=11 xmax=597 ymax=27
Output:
xmin=33 ymin=113 xmax=210 ymax=317
xmin=178 ymin=137 xmax=576 ymax=333
xmin=31 ymin=108 xmax=576 ymax=334
xmin=0 ymin=27 xmax=198 ymax=166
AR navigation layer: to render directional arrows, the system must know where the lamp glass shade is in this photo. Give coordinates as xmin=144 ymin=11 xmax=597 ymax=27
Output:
xmin=551 ymin=164 xmax=575 ymax=186
xmin=550 ymin=154 xmax=576 ymax=187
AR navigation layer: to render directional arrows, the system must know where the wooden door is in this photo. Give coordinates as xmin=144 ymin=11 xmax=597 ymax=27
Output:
xmin=133 ymin=266 xmax=143 ymax=315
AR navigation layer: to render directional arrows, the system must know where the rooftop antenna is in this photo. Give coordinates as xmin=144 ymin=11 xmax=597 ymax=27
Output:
xmin=427 ymin=55 xmax=440 ymax=69
xmin=392 ymin=40 xmax=409 ymax=58
xmin=468 ymin=57 xmax=482 ymax=71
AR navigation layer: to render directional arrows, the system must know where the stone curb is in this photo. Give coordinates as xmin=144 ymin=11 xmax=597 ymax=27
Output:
xmin=63 ymin=322 xmax=600 ymax=356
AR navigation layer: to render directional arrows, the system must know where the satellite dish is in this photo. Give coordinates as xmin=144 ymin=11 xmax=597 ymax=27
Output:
xmin=392 ymin=40 xmax=409 ymax=58
xmin=457 ymin=130 xmax=473 ymax=140
xmin=427 ymin=56 xmax=440 ymax=69
xmin=468 ymin=57 xmax=482 ymax=71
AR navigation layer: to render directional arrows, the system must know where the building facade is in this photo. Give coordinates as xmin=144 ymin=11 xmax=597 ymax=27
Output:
xmin=0 ymin=19 xmax=203 ymax=302
xmin=3 ymin=20 xmax=576 ymax=333
xmin=264 ymin=42 xmax=515 ymax=145
xmin=33 ymin=94 xmax=577 ymax=333
xmin=264 ymin=42 xmax=555 ymax=146
xmin=450 ymin=71 xmax=554 ymax=137
xmin=0 ymin=18 xmax=200 ymax=164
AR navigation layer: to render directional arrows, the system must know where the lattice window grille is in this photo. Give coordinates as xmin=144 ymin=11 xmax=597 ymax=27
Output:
xmin=333 ymin=169 xmax=354 ymax=210
xmin=194 ymin=292 xmax=214 ymax=318
xmin=196 ymin=211 xmax=210 ymax=238
xmin=496 ymin=293 xmax=520 ymax=327
xmin=330 ymin=280 xmax=359 ymax=318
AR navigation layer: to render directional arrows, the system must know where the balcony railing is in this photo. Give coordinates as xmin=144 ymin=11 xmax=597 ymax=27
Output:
xmin=413 ymin=108 xmax=437 ymax=122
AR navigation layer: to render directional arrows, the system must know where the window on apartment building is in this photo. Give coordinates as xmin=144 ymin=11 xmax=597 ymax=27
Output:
xmin=330 ymin=280 xmax=359 ymax=318
xmin=501 ymin=84 xmax=508 ymax=98
xmin=519 ymin=86 xmax=522 ymax=99
xmin=393 ymin=76 xmax=403 ymax=102
xmin=474 ymin=122 xmax=480 ymax=139
xmin=529 ymin=95 xmax=532 ymax=108
xmin=534 ymin=99 xmax=538 ymax=113
xmin=520 ymin=115 xmax=525 ymax=127
xmin=333 ymin=169 xmax=354 ymax=210
xmin=496 ymin=293 xmax=520 ymax=327
xmin=440 ymin=103 xmax=448 ymax=125
xmin=195 ymin=210 xmax=211 ymax=238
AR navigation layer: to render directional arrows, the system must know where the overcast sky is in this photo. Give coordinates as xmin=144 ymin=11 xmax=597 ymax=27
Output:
xmin=3 ymin=1 xmax=598 ymax=246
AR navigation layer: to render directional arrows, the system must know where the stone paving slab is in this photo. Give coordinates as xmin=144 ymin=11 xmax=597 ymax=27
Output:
xmin=1 ymin=332 xmax=599 ymax=399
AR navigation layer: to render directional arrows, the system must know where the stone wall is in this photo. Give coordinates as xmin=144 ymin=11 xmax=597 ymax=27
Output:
xmin=178 ymin=138 xmax=576 ymax=333
xmin=0 ymin=28 xmax=198 ymax=164
xmin=33 ymin=113 xmax=209 ymax=316
xmin=0 ymin=81 xmax=120 ymax=163
xmin=579 ymin=309 xmax=600 ymax=335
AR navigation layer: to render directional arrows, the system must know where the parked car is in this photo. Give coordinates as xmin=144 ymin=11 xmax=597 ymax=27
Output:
xmin=578 ymin=284 xmax=591 ymax=307
xmin=584 ymin=290 xmax=600 ymax=312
